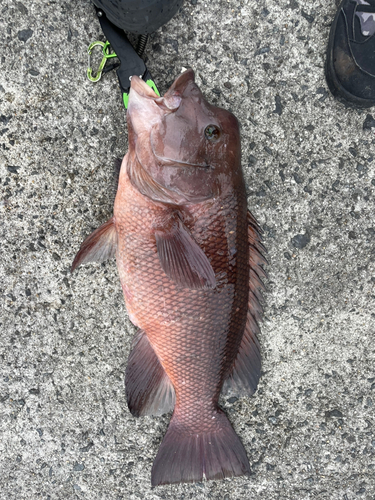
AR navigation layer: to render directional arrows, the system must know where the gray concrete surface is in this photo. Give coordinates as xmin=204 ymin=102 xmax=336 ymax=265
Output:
xmin=1 ymin=0 xmax=374 ymax=498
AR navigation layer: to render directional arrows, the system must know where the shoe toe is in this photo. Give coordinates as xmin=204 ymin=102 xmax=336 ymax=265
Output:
xmin=326 ymin=1 xmax=375 ymax=108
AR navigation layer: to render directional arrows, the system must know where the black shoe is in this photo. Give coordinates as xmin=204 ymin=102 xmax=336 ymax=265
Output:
xmin=326 ymin=0 xmax=375 ymax=108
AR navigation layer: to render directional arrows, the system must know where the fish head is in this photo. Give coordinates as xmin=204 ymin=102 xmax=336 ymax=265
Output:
xmin=127 ymin=69 xmax=242 ymax=204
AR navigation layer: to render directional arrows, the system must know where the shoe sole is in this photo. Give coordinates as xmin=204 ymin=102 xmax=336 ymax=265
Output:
xmin=325 ymin=0 xmax=375 ymax=109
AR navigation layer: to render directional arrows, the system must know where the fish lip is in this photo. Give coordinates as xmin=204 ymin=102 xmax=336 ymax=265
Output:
xmin=165 ymin=68 xmax=195 ymax=96
xmin=130 ymin=75 xmax=158 ymax=99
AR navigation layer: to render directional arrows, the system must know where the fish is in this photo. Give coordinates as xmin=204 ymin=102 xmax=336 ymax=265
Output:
xmin=71 ymin=69 xmax=267 ymax=486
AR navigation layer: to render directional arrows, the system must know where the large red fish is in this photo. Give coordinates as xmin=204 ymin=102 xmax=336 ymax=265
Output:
xmin=72 ymin=69 xmax=266 ymax=486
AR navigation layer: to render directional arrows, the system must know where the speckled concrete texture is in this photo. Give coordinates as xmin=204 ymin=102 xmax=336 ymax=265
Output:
xmin=1 ymin=0 xmax=375 ymax=499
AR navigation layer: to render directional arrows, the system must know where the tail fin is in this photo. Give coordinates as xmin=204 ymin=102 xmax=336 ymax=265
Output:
xmin=151 ymin=409 xmax=250 ymax=486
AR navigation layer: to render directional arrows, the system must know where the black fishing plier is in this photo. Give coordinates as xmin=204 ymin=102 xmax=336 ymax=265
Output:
xmin=87 ymin=6 xmax=159 ymax=109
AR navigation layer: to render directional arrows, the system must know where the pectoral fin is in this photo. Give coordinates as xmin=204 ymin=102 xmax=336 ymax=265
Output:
xmin=155 ymin=219 xmax=216 ymax=290
xmin=71 ymin=217 xmax=117 ymax=272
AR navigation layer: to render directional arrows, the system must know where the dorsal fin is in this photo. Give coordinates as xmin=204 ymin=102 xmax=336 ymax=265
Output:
xmin=222 ymin=210 xmax=266 ymax=397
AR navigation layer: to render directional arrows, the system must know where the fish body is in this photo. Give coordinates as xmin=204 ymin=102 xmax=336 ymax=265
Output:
xmin=72 ymin=70 xmax=266 ymax=486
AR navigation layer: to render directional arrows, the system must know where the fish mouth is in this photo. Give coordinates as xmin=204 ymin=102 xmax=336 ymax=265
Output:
xmin=130 ymin=76 xmax=182 ymax=111
xmin=130 ymin=70 xmax=198 ymax=111
xmin=131 ymin=69 xmax=195 ymax=99
xmin=130 ymin=75 xmax=158 ymax=99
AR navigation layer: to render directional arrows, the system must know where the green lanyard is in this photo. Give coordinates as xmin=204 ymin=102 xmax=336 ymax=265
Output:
xmin=87 ymin=40 xmax=159 ymax=109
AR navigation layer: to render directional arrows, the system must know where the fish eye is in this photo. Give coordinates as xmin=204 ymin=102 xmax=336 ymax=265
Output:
xmin=204 ymin=124 xmax=221 ymax=141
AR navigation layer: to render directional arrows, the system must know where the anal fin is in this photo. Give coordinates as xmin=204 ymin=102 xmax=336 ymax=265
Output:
xmin=125 ymin=330 xmax=175 ymax=417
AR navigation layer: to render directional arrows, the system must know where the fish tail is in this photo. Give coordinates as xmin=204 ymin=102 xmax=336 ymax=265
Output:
xmin=151 ymin=408 xmax=250 ymax=486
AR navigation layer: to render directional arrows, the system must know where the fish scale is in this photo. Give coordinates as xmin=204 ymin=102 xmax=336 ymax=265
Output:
xmin=115 ymin=169 xmax=249 ymax=435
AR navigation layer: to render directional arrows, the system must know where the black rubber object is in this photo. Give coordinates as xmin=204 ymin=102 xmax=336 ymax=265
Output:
xmin=92 ymin=0 xmax=184 ymax=34
xmin=95 ymin=7 xmax=147 ymax=94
